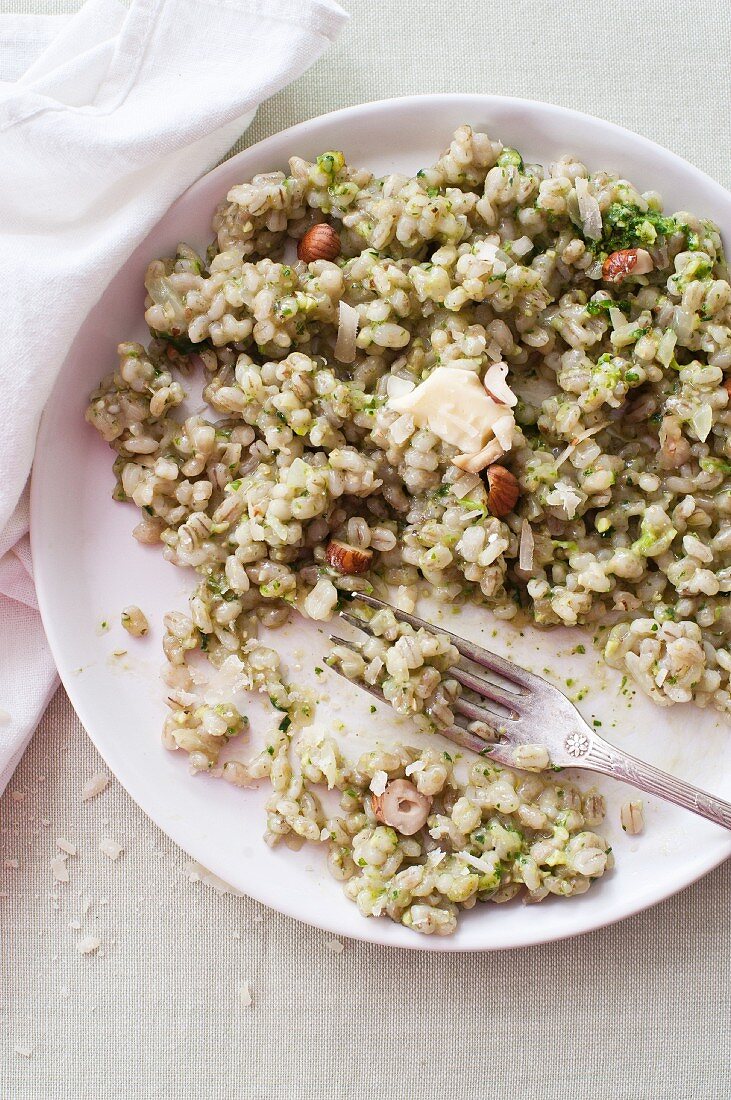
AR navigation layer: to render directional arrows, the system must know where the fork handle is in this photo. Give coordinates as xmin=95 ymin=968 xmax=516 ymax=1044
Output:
xmin=584 ymin=738 xmax=731 ymax=830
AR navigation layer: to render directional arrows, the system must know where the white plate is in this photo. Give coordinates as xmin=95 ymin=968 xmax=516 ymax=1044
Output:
xmin=32 ymin=95 xmax=731 ymax=950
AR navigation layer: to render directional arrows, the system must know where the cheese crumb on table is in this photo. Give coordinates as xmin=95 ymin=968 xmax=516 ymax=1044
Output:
xmin=81 ymin=773 xmax=109 ymax=802
xmin=49 ymin=856 xmax=69 ymax=883
xmin=76 ymin=936 xmax=101 ymax=956
xmin=99 ymin=837 xmax=124 ymax=860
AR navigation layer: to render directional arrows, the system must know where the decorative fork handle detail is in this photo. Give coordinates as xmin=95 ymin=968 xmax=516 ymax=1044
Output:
xmin=583 ymin=734 xmax=731 ymax=830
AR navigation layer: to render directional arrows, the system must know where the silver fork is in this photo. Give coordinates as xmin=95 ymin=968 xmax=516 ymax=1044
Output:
xmin=329 ymin=591 xmax=731 ymax=831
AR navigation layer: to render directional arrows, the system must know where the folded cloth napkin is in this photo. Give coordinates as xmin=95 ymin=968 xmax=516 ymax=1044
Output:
xmin=0 ymin=0 xmax=347 ymax=793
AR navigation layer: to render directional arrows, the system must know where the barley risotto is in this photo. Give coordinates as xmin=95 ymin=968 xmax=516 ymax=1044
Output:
xmin=86 ymin=125 xmax=731 ymax=935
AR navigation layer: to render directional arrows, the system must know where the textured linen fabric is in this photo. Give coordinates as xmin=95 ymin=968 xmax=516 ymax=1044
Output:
xmin=0 ymin=0 xmax=347 ymax=793
xmin=2 ymin=0 xmax=731 ymax=1096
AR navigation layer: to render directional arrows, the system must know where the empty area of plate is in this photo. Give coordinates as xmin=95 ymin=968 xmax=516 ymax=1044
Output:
xmin=31 ymin=95 xmax=731 ymax=950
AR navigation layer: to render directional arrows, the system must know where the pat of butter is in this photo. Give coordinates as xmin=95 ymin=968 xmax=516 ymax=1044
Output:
xmin=388 ymin=367 xmax=511 ymax=453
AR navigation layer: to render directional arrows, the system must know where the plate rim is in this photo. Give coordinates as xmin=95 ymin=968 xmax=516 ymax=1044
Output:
xmin=31 ymin=92 xmax=731 ymax=951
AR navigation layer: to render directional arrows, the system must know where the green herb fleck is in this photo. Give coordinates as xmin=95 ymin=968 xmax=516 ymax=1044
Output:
xmin=596 ymin=202 xmax=680 ymax=255
xmin=497 ymin=147 xmax=524 ymax=171
xmin=585 ymin=297 xmax=630 ymax=316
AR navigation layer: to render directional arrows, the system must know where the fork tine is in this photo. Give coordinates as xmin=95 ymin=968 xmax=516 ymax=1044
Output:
xmin=438 ymin=725 xmax=500 ymax=758
xmin=332 ymin=629 xmax=517 ymax=732
xmin=327 ymin=660 xmax=388 ymax=706
xmin=327 ymin=662 xmax=493 ymax=757
xmin=341 ymin=608 xmax=525 ymax=704
xmin=453 ymin=695 xmax=516 ymax=731
xmin=449 ymin=665 xmax=523 ymax=711
xmin=341 ymin=605 xmax=524 ymax=718
xmin=338 ymin=609 xmax=376 ymax=636
xmin=327 ymin=633 xmax=362 ymax=653
xmin=342 ymin=592 xmax=534 ymax=692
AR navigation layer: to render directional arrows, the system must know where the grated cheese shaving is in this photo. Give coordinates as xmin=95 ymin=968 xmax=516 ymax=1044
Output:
xmin=555 ymin=421 xmax=609 ymax=469
xmin=456 ymin=850 xmax=498 ymax=876
xmin=389 ymin=367 xmax=516 ymax=455
xmin=518 ymin=520 xmax=535 ymax=573
xmin=545 ymin=481 xmax=584 ymax=520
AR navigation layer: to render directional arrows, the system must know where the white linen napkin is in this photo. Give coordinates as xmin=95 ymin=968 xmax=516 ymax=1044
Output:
xmin=0 ymin=0 xmax=347 ymax=793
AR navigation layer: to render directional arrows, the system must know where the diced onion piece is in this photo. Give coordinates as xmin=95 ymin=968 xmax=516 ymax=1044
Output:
xmin=146 ymin=276 xmax=186 ymax=320
xmin=575 ymin=177 xmax=602 ymax=241
xmin=474 ymin=240 xmax=511 ymax=270
xmin=335 ymin=301 xmax=359 ymax=363
xmin=657 ymin=329 xmax=677 ymax=368
xmin=671 ymin=305 xmax=694 ymax=341
xmin=483 ymin=362 xmax=518 ymax=407
xmin=608 ymin=307 xmax=627 ymax=331
xmin=474 ymin=240 xmax=500 ymax=262
xmin=389 ymin=413 xmax=415 ymax=446
xmin=383 ymin=172 xmax=409 ymax=199
xmin=386 ymin=375 xmax=416 ymax=400
xmin=510 ymin=236 xmax=533 ymax=258
xmin=690 ymin=403 xmax=713 ymax=442
xmin=611 ymin=321 xmax=645 ymax=348
xmin=518 ymin=519 xmax=535 ymax=573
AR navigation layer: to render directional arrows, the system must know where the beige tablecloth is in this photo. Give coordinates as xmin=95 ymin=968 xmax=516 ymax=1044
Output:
xmin=3 ymin=1 xmax=731 ymax=1096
